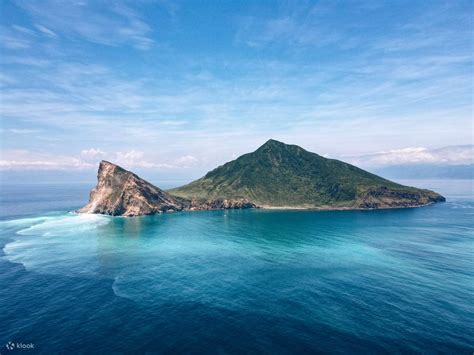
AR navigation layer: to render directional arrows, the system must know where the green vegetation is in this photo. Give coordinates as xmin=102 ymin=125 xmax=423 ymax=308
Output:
xmin=169 ymin=139 xmax=444 ymax=208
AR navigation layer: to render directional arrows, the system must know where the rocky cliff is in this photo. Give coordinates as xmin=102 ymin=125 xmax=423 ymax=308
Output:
xmin=78 ymin=161 xmax=188 ymax=216
xmin=78 ymin=161 xmax=257 ymax=216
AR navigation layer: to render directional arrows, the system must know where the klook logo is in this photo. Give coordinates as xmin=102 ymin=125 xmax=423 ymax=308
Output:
xmin=5 ymin=341 xmax=34 ymax=351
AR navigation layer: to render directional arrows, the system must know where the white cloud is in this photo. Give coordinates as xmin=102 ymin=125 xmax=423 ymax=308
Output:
xmin=114 ymin=150 xmax=152 ymax=168
xmin=0 ymin=150 xmax=93 ymax=170
xmin=174 ymin=155 xmax=198 ymax=167
xmin=80 ymin=148 xmax=106 ymax=160
xmin=114 ymin=150 xmax=182 ymax=169
xmin=0 ymin=149 xmax=151 ymax=170
xmin=343 ymin=145 xmax=474 ymax=167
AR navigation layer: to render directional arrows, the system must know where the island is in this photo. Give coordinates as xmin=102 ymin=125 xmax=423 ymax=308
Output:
xmin=78 ymin=139 xmax=445 ymax=216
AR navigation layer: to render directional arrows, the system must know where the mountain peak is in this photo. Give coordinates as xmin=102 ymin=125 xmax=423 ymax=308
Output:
xmin=260 ymin=139 xmax=287 ymax=149
xmin=257 ymin=139 xmax=299 ymax=154
xmin=99 ymin=160 xmax=115 ymax=166
xmin=99 ymin=160 xmax=120 ymax=169
xmin=264 ymin=138 xmax=284 ymax=145
xmin=255 ymin=139 xmax=306 ymax=160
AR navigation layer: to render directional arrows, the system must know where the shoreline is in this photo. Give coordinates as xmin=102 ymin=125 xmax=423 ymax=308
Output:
xmin=76 ymin=200 xmax=442 ymax=217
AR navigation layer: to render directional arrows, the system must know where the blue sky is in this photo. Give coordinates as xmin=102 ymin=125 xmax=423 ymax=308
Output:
xmin=0 ymin=0 xmax=472 ymax=182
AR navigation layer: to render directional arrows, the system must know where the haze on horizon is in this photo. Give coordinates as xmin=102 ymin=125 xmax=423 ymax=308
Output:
xmin=0 ymin=0 xmax=472 ymax=183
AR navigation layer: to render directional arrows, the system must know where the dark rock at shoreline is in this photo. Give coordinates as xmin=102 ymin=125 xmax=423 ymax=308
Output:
xmin=357 ymin=186 xmax=446 ymax=209
xmin=189 ymin=198 xmax=258 ymax=210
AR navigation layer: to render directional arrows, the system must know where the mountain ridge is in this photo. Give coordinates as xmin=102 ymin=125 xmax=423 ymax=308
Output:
xmin=169 ymin=139 xmax=444 ymax=209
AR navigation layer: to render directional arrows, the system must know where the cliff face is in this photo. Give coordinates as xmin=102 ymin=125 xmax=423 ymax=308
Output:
xmin=78 ymin=161 xmax=257 ymax=216
xmin=78 ymin=161 xmax=189 ymax=216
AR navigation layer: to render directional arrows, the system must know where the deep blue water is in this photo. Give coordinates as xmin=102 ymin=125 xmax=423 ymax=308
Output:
xmin=0 ymin=180 xmax=473 ymax=354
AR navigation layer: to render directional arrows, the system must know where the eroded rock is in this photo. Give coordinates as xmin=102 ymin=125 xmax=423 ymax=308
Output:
xmin=78 ymin=161 xmax=258 ymax=216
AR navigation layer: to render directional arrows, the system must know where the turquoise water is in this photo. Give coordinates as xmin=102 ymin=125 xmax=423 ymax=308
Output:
xmin=0 ymin=180 xmax=473 ymax=353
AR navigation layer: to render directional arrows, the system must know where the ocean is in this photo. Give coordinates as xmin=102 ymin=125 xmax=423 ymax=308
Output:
xmin=0 ymin=180 xmax=473 ymax=353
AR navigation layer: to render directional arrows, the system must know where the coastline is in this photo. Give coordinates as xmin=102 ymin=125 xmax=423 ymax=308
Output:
xmin=76 ymin=200 xmax=442 ymax=217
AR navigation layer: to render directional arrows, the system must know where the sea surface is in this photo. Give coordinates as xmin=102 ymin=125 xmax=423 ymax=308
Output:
xmin=0 ymin=180 xmax=473 ymax=354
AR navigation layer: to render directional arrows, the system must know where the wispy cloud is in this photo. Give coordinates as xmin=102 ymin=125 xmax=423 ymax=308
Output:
xmin=16 ymin=1 xmax=154 ymax=50
xmin=234 ymin=2 xmax=350 ymax=49
xmin=0 ymin=72 xmax=18 ymax=85
xmin=34 ymin=24 xmax=58 ymax=38
xmin=0 ymin=31 xmax=32 ymax=49
xmin=1 ymin=55 xmax=52 ymax=67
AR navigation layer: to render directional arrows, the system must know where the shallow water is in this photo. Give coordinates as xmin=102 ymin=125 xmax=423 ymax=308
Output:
xmin=0 ymin=180 xmax=473 ymax=353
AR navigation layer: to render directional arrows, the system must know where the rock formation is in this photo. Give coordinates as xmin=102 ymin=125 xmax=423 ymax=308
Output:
xmin=78 ymin=161 xmax=257 ymax=216
xmin=78 ymin=161 xmax=189 ymax=216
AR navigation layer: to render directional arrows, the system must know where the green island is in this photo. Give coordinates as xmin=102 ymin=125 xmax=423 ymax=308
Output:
xmin=80 ymin=139 xmax=445 ymax=216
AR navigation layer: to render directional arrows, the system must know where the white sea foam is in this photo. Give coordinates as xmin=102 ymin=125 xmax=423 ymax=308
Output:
xmin=0 ymin=216 xmax=57 ymax=228
xmin=15 ymin=213 xmax=110 ymax=237
xmin=2 ymin=213 xmax=112 ymax=277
